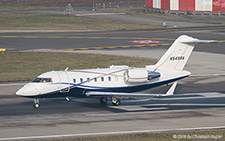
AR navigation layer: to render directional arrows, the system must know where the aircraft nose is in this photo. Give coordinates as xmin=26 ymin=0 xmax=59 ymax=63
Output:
xmin=16 ymin=83 xmax=39 ymax=97
xmin=16 ymin=87 xmax=26 ymax=96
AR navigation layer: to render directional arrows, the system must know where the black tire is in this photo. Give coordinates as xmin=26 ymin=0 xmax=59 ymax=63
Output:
xmin=99 ymin=97 xmax=108 ymax=104
xmin=112 ymin=99 xmax=120 ymax=106
xmin=34 ymin=103 xmax=40 ymax=108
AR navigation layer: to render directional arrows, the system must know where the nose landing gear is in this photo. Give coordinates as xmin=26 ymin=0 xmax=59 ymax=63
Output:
xmin=33 ymin=98 xmax=40 ymax=108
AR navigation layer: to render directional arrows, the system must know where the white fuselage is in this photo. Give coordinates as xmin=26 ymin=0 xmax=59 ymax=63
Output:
xmin=16 ymin=65 xmax=190 ymax=98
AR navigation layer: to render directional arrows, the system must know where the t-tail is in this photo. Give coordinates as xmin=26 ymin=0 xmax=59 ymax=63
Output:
xmin=153 ymin=35 xmax=214 ymax=71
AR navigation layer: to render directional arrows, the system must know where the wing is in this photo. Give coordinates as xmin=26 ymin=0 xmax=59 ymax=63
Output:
xmin=86 ymin=82 xmax=177 ymax=98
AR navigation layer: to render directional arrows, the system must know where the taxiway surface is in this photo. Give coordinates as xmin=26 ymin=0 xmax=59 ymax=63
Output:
xmin=1 ymin=26 xmax=225 ymax=54
xmin=0 ymin=82 xmax=225 ymax=140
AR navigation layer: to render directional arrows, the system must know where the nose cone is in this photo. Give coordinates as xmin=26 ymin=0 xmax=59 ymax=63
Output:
xmin=16 ymin=88 xmax=24 ymax=96
xmin=16 ymin=83 xmax=39 ymax=97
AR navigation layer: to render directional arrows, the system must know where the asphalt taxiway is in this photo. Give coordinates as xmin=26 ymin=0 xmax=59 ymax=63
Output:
xmin=0 ymin=82 xmax=225 ymax=140
xmin=1 ymin=26 xmax=225 ymax=54
xmin=0 ymin=26 xmax=225 ymax=140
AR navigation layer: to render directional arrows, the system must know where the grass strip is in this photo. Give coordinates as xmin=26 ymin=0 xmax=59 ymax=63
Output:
xmin=41 ymin=129 xmax=225 ymax=141
xmin=0 ymin=5 xmax=61 ymax=11
xmin=0 ymin=13 xmax=161 ymax=30
xmin=0 ymin=51 xmax=157 ymax=82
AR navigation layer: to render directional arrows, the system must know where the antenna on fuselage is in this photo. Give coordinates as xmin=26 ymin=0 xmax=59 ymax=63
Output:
xmin=65 ymin=67 xmax=69 ymax=71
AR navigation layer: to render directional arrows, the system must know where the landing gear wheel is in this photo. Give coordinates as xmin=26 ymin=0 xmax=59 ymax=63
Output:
xmin=66 ymin=97 xmax=70 ymax=102
xmin=34 ymin=103 xmax=40 ymax=108
xmin=99 ymin=97 xmax=108 ymax=104
xmin=33 ymin=98 xmax=40 ymax=108
xmin=112 ymin=98 xmax=120 ymax=106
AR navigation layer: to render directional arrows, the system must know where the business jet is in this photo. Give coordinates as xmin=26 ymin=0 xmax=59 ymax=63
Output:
xmin=16 ymin=35 xmax=213 ymax=108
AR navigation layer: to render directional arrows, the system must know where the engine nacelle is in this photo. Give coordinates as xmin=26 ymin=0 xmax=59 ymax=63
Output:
xmin=124 ymin=69 xmax=161 ymax=83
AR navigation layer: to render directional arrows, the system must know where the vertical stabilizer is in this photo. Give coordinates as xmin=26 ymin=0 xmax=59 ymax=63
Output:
xmin=153 ymin=35 xmax=213 ymax=70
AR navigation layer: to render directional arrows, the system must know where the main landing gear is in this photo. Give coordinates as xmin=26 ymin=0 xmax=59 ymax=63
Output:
xmin=33 ymin=98 xmax=40 ymax=108
xmin=98 ymin=97 xmax=120 ymax=106
xmin=99 ymin=97 xmax=108 ymax=104
xmin=111 ymin=97 xmax=120 ymax=106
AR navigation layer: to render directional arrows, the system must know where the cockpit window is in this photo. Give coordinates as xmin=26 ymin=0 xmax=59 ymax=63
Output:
xmin=32 ymin=78 xmax=42 ymax=82
xmin=32 ymin=78 xmax=52 ymax=83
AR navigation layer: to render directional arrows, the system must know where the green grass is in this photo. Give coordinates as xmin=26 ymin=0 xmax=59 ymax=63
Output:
xmin=42 ymin=129 xmax=225 ymax=141
xmin=0 ymin=5 xmax=58 ymax=11
xmin=0 ymin=51 xmax=157 ymax=82
xmin=0 ymin=13 xmax=161 ymax=30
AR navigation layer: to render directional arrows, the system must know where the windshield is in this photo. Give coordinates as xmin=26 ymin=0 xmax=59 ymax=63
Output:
xmin=32 ymin=78 xmax=52 ymax=83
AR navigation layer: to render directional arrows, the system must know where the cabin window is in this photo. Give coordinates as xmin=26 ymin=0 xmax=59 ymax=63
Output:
xmin=80 ymin=78 xmax=83 ymax=83
xmin=94 ymin=77 xmax=97 ymax=82
xmin=73 ymin=79 xmax=76 ymax=83
xmin=32 ymin=78 xmax=52 ymax=83
xmin=87 ymin=78 xmax=90 ymax=82
xmin=108 ymin=76 xmax=111 ymax=81
xmin=101 ymin=77 xmax=104 ymax=82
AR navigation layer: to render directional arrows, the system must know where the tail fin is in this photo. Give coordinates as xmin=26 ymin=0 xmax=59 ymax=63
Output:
xmin=154 ymin=35 xmax=214 ymax=70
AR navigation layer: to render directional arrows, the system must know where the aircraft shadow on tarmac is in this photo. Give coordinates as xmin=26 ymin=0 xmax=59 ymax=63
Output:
xmin=1 ymin=92 xmax=224 ymax=117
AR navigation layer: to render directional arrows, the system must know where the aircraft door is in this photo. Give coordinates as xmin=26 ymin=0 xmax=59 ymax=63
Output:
xmin=57 ymin=71 xmax=70 ymax=93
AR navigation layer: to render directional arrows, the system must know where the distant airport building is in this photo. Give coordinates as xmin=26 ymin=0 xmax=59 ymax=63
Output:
xmin=145 ymin=0 xmax=225 ymax=15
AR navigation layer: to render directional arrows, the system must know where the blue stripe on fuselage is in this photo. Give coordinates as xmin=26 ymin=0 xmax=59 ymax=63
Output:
xmin=24 ymin=75 xmax=189 ymax=98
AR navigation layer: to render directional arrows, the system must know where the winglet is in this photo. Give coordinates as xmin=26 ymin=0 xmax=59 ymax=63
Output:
xmin=165 ymin=82 xmax=177 ymax=96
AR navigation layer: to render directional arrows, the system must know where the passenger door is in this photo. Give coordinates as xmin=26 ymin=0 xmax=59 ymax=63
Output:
xmin=57 ymin=71 xmax=70 ymax=93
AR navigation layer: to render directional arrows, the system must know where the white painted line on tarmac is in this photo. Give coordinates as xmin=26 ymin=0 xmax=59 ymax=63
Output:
xmin=0 ymin=83 xmax=26 ymax=87
xmin=1 ymin=126 xmax=225 ymax=141
xmin=109 ymin=106 xmax=168 ymax=111
xmin=76 ymin=13 xmax=125 ymax=16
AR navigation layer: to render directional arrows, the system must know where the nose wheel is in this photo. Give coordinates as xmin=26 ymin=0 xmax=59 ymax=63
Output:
xmin=33 ymin=98 xmax=40 ymax=108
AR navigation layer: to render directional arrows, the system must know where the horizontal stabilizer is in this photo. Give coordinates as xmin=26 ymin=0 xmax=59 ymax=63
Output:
xmin=190 ymin=74 xmax=225 ymax=77
xmin=181 ymin=39 xmax=215 ymax=44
